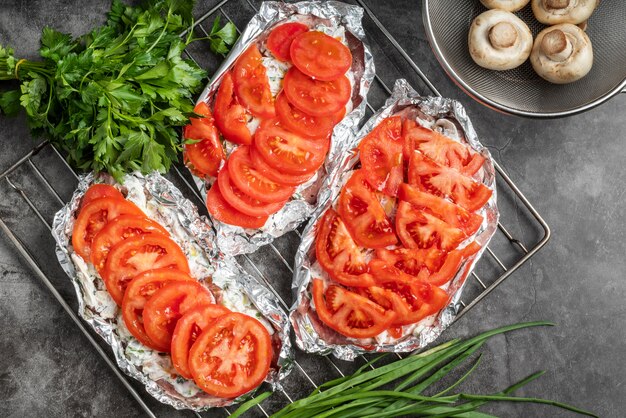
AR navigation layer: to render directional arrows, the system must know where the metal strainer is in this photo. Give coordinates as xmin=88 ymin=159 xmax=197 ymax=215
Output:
xmin=423 ymin=1 xmax=626 ymax=118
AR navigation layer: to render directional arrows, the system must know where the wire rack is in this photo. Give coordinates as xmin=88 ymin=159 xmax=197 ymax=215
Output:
xmin=0 ymin=0 xmax=551 ymax=417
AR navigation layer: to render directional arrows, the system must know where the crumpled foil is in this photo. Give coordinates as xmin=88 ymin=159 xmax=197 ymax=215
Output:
xmin=51 ymin=172 xmax=293 ymax=410
xmin=290 ymin=79 xmax=500 ymax=360
xmin=190 ymin=0 xmax=375 ymax=255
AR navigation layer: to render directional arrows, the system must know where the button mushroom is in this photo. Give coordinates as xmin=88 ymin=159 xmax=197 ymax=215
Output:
xmin=468 ymin=10 xmax=533 ymax=71
xmin=530 ymin=23 xmax=593 ymax=83
xmin=480 ymin=0 xmax=531 ymax=12
xmin=531 ymin=0 xmax=598 ymax=25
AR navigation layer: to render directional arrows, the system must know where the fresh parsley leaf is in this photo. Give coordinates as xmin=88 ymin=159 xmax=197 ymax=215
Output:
xmin=0 ymin=89 xmax=22 ymax=116
xmin=208 ymin=16 xmax=238 ymax=57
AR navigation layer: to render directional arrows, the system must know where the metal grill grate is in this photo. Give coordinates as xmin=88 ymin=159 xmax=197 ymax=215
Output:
xmin=0 ymin=1 xmax=550 ymax=417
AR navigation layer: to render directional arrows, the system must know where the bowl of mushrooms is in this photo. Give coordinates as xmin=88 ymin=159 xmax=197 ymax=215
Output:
xmin=423 ymin=0 xmax=626 ymax=117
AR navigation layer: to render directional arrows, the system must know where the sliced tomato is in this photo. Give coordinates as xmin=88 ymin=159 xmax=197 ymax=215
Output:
xmin=408 ymin=152 xmax=492 ymax=212
xmin=402 ymin=119 xmax=485 ymax=176
xmin=90 ymin=215 xmax=169 ymax=274
xmin=337 ymin=170 xmax=397 ymax=249
xmin=275 ymin=91 xmax=336 ymax=139
xmin=206 ymin=181 xmax=269 ymax=229
xmin=142 ymin=281 xmax=214 ymax=352
xmin=290 ymin=31 xmax=352 ymax=81
xmin=396 ymin=201 xmax=466 ymax=251
xmin=188 ymin=312 xmax=272 ymax=398
xmin=171 ymin=303 xmax=230 ymax=379
xmin=232 ymin=45 xmax=275 ymax=119
xmin=72 ymin=197 xmax=144 ymax=261
xmin=184 ymin=102 xmax=224 ymax=178
xmin=375 ymin=247 xmax=446 ymax=279
xmin=424 ymin=242 xmax=481 ymax=286
xmin=315 ymin=208 xmax=375 ymax=288
xmin=121 ymin=268 xmax=194 ymax=351
xmin=398 ymin=183 xmax=483 ymax=237
xmin=359 ymin=116 xmax=404 ymax=196
xmin=283 ymin=67 xmax=350 ymax=117
xmin=227 ymin=145 xmax=295 ymax=203
xmin=102 ymin=234 xmax=190 ymax=306
xmin=312 ymin=279 xmax=396 ymax=339
xmin=249 ymin=145 xmax=315 ymax=186
xmin=213 ymin=72 xmax=252 ymax=145
xmin=267 ymin=22 xmax=309 ymax=62
xmin=254 ymin=119 xmax=329 ymax=175
xmin=81 ymin=184 xmax=123 ymax=209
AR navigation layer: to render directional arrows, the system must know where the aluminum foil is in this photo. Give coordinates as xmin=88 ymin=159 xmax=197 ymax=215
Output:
xmin=51 ymin=172 xmax=293 ymax=410
xmin=290 ymin=79 xmax=500 ymax=360
xmin=190 ymin=1 xmax=375 ymax=255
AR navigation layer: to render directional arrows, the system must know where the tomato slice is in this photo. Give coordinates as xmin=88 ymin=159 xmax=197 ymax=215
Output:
xmin=267 ymin=22 xmax=309 ymax=62
xmin=102 ymin=234 xmax=190 ymax=306
xmin=121 ymin=268 xmax=194 ymax=351
xmin=217 ymin=163 xmax=287 ymax=217
xmin=227 ymin=145 xmax=295 ymax=203
xmin=184 ymin=102 xmax=225 ymax=178
xmin=275 ymin=91 xmax=337 ymax=139
xmin=171 ymin=303 xmax=230 ymax=379
xmin=290 ymin=31 xmax=352 ymax=81
xmin=402 ymin=119 xmax=485 ymax=176
xmin=408 ymin=152 xmax=493 ymax=212
xmin=312 ymin=279 xmax=396 ymax=339
xmin=337 ymin=170 xmax=397 ymax=249
xmin=80 ymin=184 xmax=123 ymax=209
xmin=283 ymin=67 xmax=351 ymax=117
xmin=206 ymin=181 xmax=269 ymax=229
xmin=72 ymin=197 xmax=144 ymax=261
xmin=232 ymin=45 xmax=275 ymax=119
xmin=90 ymin=214 xmax=169 ymax=274
xmin=254 ymin=119 xmax=329 ymax=175
xmin=359 ymin=116 xmax=404 ymax=197
xmin=214 ymin=72 xmax=252 ymax=145
xmin=396 ymin=201 xmax=466 ymax=251
xmin=398 ymin=183 xmax=483 ymax=237
xmin=188 ymin=312 xmax=272 ymax=398
xmin=375 ymin=247 xmax=446 ymax=279
xmin=315 ymin=208 xmax=375 ymax=287
xmin=142 ymin=281 xmax=214 ymax=352
xmin=249 ymin=145 xmax=314 ymax=186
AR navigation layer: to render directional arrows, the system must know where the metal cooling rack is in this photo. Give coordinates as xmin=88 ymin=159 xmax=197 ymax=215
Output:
xmin=0 ymin=0 xmax=550 ymax=417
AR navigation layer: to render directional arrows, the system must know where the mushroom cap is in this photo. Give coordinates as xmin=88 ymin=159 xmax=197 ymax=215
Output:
xmin=468 ymin=10 xmax=533 ymax=71
xmin=480 ymin=0 xmax=531 ymax=12
xmin=531 ymin=0 xmax=598 ymax=25
xmin=530 ymin=23 xmax=593 ymax=84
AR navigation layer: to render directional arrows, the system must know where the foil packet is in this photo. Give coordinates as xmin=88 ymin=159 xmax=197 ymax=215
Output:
xmin=290 ymin=79 xmax=500 ymax=360
xmin=190 ymin=0 xmax=375 ymax=255
xmin=51 ymin=172 xmax=293 ymax=410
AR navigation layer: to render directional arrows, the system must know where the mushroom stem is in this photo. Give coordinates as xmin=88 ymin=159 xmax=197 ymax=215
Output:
xmin=541 ymin=29 xmax=573 ymax=62
xmin=544 ymin=0 xmax=570 ymax=9
xmin=489 ymin=22 xmax=518 ymax=49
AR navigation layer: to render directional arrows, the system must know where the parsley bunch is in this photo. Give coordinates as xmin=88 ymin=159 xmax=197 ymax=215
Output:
xmin=0 ymin=0 xmax=236 ymax=180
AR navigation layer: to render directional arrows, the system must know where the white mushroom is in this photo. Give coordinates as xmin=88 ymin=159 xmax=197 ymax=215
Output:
xmin=468 ymin=10 xmax=533 ymax=71
xmin=530 ymin=23 xmax=593 ymax=83
xmin=531 ymin=0 xmax=598 ymax=25
xmin=480 ymin=0 xmax=530 ymax=12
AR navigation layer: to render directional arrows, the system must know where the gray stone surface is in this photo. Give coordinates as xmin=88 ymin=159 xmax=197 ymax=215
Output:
xmin=0 ymin=0 xmax=624 ymax=417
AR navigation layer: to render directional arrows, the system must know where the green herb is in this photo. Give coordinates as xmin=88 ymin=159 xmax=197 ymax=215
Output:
xmin=206 ymin=16 xmax=238 ymax=56
xmin=231 ymin=321 xmax=597 ymax=418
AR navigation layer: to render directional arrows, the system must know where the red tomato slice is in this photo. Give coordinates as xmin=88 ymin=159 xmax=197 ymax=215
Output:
xmin=283 ymin=67 xmax=351 ymax=117
xmin=102 ymin=234 xmax=190 ymax=306
xmin=312 ymin=279 xmax=396 ymax=339
xmin=232 ymin=45 xmax=275 ymax=119
xmin=214 ymin=72 xmax=252 ymax=145
xmin=254 ymin=119 xmax=329 ymax=175
xmin=80 ymin=184 xmax=123 ymax=209
xmin=359 ymin=116 xmax=404 ymax=197
xmin=337 ymin=170 xmax=397 ymax=249
xmin=249 ymin=145 xmax=315 ymax=186
xmin=218 ymin=163 xmax=287 ymax=217
xmin=290 ymin=31 xmax=352 ymax=81
xmin=227 ymin=145 xmax=295 ymax=203
xmin=375 ymin=247 xmax=446 ymax=279
xmin=90 ymin=215 xmax=169 ymax=274
xmin=142 ymin=281 xmax=214 ymax=352
xmin=398 ymin=183 xmax=483 ymax=237
xmin=72 ymin=197 xmax=144 ymax=261
xmin=171 ymin=303 xmax=231 ymax=379
xmin=121 ymin=268 xmax=194 ymax=351
xmin=184 ymin=102 xmax=225 ymax=178
xmin=267 ymin=22 xmax=309 ymax=62
xmin=188 ymin=312 xmax=272 ymax=398
xmin=408 ymin=152 xmax=493 ymax=212
xmin=402 ymin=119 xmax=485 ymax=176
xmin=396 ymin=201 xmax=466 ymax=251
xmin=315 ymin=208 xmax=375 ymax=288
xmin=206 ymin=181 xmax=269 ymax=229
xmin=275 ymin=91 xmax=337 ymax=139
